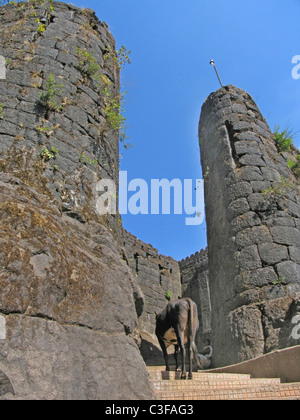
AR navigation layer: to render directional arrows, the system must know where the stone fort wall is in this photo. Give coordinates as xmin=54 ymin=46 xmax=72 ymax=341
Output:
xmin=121 ymin=229 xmax=181 ymax=336
xmin=179 ymin=248 xmax=211 ymax=349
xmin=199 ymin=85 xmax=300 ymax=367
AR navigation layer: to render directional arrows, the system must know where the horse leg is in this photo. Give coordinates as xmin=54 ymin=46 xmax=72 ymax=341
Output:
xmin=188 ymin=339 xmax=193 ymax=380
xmin=175 ymin=329 xmax=186 ymax=379
xmin=158 ymin=337 xmax=170 ymax=371
xmin=174 ymin=345 xmax=180 ymax=371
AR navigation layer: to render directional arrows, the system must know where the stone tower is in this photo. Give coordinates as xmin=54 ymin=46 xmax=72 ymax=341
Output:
xmin=199 ymin=85 xmax=300 ymax=367
xmin=0 ymin=0 xmax=120 ymax=230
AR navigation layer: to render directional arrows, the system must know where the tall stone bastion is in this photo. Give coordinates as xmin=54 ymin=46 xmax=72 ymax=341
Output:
xmin=199 ymin=85 xmax=300 ymax=367
xmin=0 ymin=0 xmax=299 ymax=400
xmin=0 ymin=0 xmax=163 ymax=400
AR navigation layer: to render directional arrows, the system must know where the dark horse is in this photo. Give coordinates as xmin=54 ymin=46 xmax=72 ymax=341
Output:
xmin=155 ymin=298 xmax=201 ymax=379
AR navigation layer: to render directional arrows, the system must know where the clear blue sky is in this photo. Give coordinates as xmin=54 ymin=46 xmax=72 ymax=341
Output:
xmin=72 ymin=0 xmax=300 ymax=261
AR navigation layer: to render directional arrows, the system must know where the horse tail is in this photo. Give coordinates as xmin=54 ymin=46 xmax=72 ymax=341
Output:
xmin=186 ymin=298 xmax=193 ymax=342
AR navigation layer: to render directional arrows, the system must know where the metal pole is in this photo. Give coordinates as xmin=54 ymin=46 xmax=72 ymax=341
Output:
xmin=210 ymin=59 xmax=223 ymax=88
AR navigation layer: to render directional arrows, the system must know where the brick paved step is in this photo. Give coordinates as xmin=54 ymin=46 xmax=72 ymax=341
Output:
xmin=147 ymin=367 xmax=252 ymax=381
xmin=155 ymin=382 xmax=300 ymax=401
xmin=151 ymin=377 xmax=282 ymax=391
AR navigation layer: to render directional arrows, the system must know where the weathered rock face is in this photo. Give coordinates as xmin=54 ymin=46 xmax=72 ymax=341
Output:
xmin=0 ymin=1 xmax=155 ymax=399
xmin=199 ymin=85 xmax=300 ymax=367
xmin=0 ymin=174 xmax=154 ymax=399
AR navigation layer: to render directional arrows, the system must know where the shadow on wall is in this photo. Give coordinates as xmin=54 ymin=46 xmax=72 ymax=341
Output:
xmin=0 ymin=370 xmax=14 ymax=397
xmin=138 ymin=330 xmax=166 ymax=366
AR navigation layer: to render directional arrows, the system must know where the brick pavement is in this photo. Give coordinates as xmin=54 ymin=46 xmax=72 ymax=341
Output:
xmin=147 ymin=366 xmax=300 ymax=400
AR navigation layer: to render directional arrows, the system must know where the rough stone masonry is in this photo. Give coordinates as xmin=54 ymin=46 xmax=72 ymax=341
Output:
xmin=180 ymin=248 xmax=211 ymax=349
xmin=199 ymin=85 xmax=300 ymax=367
xmin=0 ymin=1 xmax=157 ymax=400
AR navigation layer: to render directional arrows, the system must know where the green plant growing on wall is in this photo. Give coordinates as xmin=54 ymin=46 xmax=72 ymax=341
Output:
xmin=100 ymin=62 xmax=132 ymax=153
xmin=35 ymin=125 xmax=51 ymax=134
xmin=262 ymin=176 xmax=295 ymax=201
xmin=36 ymin=21 xmax=46 ymax=35
xmin=104 ymin=92 xmax=126 ymax=131
xmin=104 ymin=44 xmax=131 ymax=70
xmin=103 ymin=90 xmax=133 ymax=155
xmin=165 ymin=290 xmax=172 ymax=301
xmin=79 ymin=152 xmax=98 ymax=166
xmin=272 ymin=276 xmax=287 ymax=286
xmin=76 ymin=44 xmax=132 ymax=153
xmin=273 ymin=125 xmax=295 ymax=153
xmin=35 ymin=123 xmax=60 ymax=137
xmin=39 ymin=73 xmax=63 ymax=112
xmin=41 ymin=146 xmax=59 ymax=162
xmin=76 ymin=48 xmax=100 ymax=78
xmin=203 ymin=166 xmax=210 ymax=180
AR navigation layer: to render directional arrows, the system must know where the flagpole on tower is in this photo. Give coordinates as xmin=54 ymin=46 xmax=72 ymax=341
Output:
xmin=210 ymin=59 xmax=223 ymax=88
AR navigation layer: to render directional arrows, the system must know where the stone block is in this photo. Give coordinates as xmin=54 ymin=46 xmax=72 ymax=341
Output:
xmin=276 ymin=261 xmax=300 ymax=284
xmin=231 ymin=103 xmax=248 ymax=114
xmin=270 ymin=226 xmax=300 ymax=247
xmin=235 ymin=225 xmax=272 ymax=250
xmin=231 ymin=211 xmax=261 ymax=235
xmin=248 ymin=193 xmax=271 ymax=212
xmin=227 ymin=305 xmax=265 ymax=362
xmin=258 ymin=243 xmax=288 ymax=265
xmin=260 ymin=167 xmax=282 ymax=182
xmin=235 ymin=131 xmax=262 ymax=143
xmin=234 ymin=140 xmax=262 ymax=156
xmin=239 ymin=154 xmax=266 ymax=167
xmin=271 ymin=216 xmax=297 ymax=227
xmin=228 ymin=198 xmax=250 ymax=219
xmin=289 ymin=246 xmax=300 ymax=264
xmin=235 ymin=267 xmax=278 ymax=292
xmin=238 ymin=245 xmax=262 ymax=271
xmin=229 ymin=181 xmax=253 ymax=200
xmin=287 ymin=200 xmax=300 ymax=218
xmin=238 ymin=166 xmax=263 ymax=181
